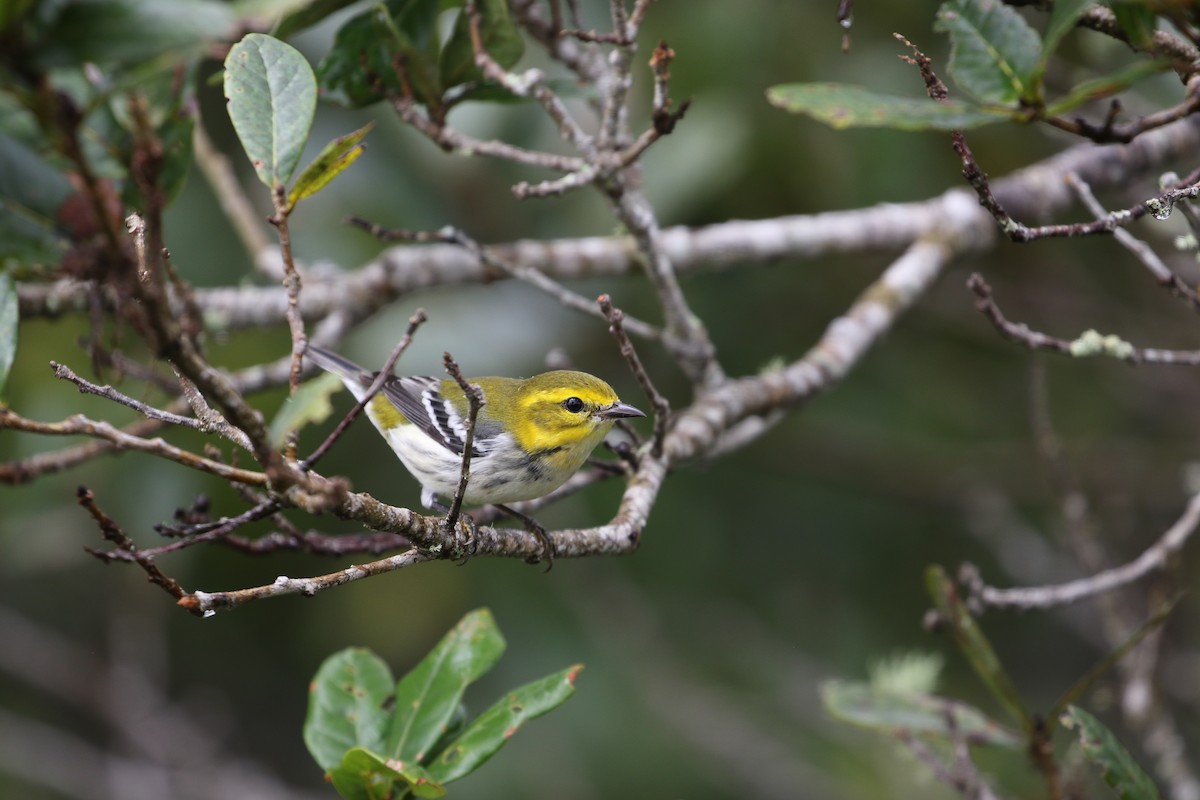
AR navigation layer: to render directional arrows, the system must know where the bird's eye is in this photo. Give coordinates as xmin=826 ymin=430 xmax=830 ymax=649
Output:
xmin=562 ymin=396 xmax=585 ymax=413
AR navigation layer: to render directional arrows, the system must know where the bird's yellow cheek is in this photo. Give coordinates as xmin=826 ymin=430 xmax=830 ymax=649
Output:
xmin=540 ymin=423 xmax=612 ymax=473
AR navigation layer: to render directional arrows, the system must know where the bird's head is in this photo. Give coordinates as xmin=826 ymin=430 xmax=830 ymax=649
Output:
xmin=508 ymin=370 xmax=645 ymax=456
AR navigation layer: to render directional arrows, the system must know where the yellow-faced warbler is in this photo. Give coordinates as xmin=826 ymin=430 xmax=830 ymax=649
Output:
xmin=306 ymin=346 xmax=645 ymax=511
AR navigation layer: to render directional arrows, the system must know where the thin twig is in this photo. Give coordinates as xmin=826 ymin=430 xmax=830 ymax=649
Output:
xmin=437 ymin=224 xmax=662 ymax=340
xmin=346 ymin=217 xmax=663 ymax=340
xmin=95 ymin=499 xmax=283 ymax=559
xmin=342 ymin=216 xmax=444 ymax=244
xmin=269 ymin=185 xmax=306 ymax=394
xmin=597 ymin=294 xmax=670 ymax=457
xmin=897 ymin=730 xmax=1000 ymax=800
xmin=0 ymin=408 xmax=268 ymax=486
xmin=220 ymin=528 xmax=410 ymax=556
xmin=837 ymin=0 xmax=854 ymax=52
xmin=299 ymin=309 xmax=428 ymax=472
xmin=597 ymin=0 xmax=634 ymax=149
xmin=559 ymin=28 xmax=631 ymax=45
xmin=390 ymin=96 xmax=587 ymax=171
xmin=648 ymin=40 xmax=688 ymax=136
xmin=967 ymin=273 xmax=1200 ymax=365
xmin=125 ymin=213 xmax=289 ymax=481
xmin=179 ymin=549 xmax=434 ymax=613
xmin=569 ymin=10 xmax=717 ymax=386
xmin=0 ymin=321 xmax=355 ymax=485
xmin=441 ymin=351 xmax=484 ymax=539
xmin=962 ymin=493 xmax=1200 ymax=612
xmin=49 ymin=355 xmax=250 ymax=453
xmin=512 ymin=166 xmax=598 ymax=198
xmin=896 ymin=33 xmax=1200 ymax=243
xmin=612 ymin=41 xmax=691 ymax=168
xmin=628 ymin=0 xmax=654 ymax=30
xmin=1044 ymin=92 xmax=1200 ymax=144
xmin=211 ymin=484 xmax=399 ymax=557
xmin=513 ymin=0 xmax=608 ymax=93
xmin=50 ymin=361 xmax=210 ymax=435
xmin=1066 ymin=171 xmax=1200 ymax=314
xmin=1078 ymin=5 xmax=1200 ymax=81
xmin=465 ymin=0 xmax=595 ymax=156
xmin=174 ymin=372 xmax=252 ymax=450
xmin=101 ymin=349 xmax=179 ymax=393
xmin=78 ymin=486 xmax=185 ymax=600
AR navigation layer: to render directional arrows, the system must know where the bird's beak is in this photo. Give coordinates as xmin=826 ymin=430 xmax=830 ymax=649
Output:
xmin=598 ymin=401 xmax=646 ymax=420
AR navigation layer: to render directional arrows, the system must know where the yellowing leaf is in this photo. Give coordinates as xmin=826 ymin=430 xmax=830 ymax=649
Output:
xmin=286 ymin=121 xmax=374 ymax=212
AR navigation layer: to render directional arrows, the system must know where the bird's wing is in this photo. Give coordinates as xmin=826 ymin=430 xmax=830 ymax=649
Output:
xmin=381 ymin=376 xmax=499 ymax=457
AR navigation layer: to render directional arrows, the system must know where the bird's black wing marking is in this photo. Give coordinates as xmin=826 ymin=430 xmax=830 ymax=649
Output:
xmin=380 ymin=376 xmax=455 ymax=451
xmin=423 ymin=385 xmax=503 ymax=458
xmin=380 ymin=376 xmax=496 ymax=457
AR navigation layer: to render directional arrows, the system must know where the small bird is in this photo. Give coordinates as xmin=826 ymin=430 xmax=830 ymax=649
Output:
xmin=306 ymin=345 xmax=645 ymax=516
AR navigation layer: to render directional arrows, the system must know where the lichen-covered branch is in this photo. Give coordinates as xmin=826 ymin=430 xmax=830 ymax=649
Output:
xmin=21 ymin=116 xmax=1200 ymax=332
xmin=961 ymin=493 xmax=1200 ymax=613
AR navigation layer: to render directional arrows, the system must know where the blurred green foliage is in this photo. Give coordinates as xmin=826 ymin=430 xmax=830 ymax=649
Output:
xmin=304 ymin=610 xmax=579 ymax=797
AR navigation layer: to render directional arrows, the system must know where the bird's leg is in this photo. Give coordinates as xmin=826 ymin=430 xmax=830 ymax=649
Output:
xmin=494 ymin=504 xmax=554 ymax=571
xmin=450 ymin=513 xmax=479 ymax=564
xmin=430 ymin=495 xmax=477 ymax=563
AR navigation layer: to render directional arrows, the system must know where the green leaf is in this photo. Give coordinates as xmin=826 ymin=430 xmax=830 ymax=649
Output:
xmin=1110 ymin=2 xmax=1158 ymax=49
xmin=438 ymin=0 xmax=525 ymax=89
xmin=427 ymin=664 xmax=582 ymax=783
xmin=270 ymin=371 xmax=344 ymax=445
xmin=1048 ymin=597 xmax=1177 ymax=723
xmin=31 ymin=0 xmax=235 ymax=70
xmin=926 ymin=565 xmax=1031 ymax=730
xmin=224 ymin=33 xmax=317 ymax=188
xmin=0 ymin=214 xmax=68 ymax=273
xmin=317 ymin=0 xmax=442 ymax=109
xmin=821 ymin=680 xmax=1022 ymax=748
xmin=157 ymin=110 xmax=196 ymax=205
xmin=766 ymin=83 xmax=1011 ymax=130
xmin=0 ymin=91 xmax=41 ymax=146
xmin=304 ymin=648 xmax=397 ymax=772
xmin=1041 ymin=0 xmax=1092 ymax=63
xmin=0 ymin=133 xmax=72 ymax=270
xmin=1061 ymin=706 xmax=1161 ymax=800
xmin=0 ymin=134 xmax=73 ymax=222
xmin=934 ymin=0 xmax=1042 ymax=104
xmin=0 ymin=273 xmax=17 ymax=398
xmin=1045 ymin=58 xmax=1170 ymax=116
xmin=386 ymin=608 xmax=506 ymax=763
xmin=423 ymin=702 xmax=469 ymax=763
xmin=287 ymin=121 xmax=375 ymax=212
xmin=267 ymin=0 xmax=362 ymax=39
xmin=328 ymin=747 xmax=446 ymax=800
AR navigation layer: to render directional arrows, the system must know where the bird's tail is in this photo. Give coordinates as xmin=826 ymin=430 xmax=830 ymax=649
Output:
xmin=306 ymin=345 xmax=373 ymax=400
